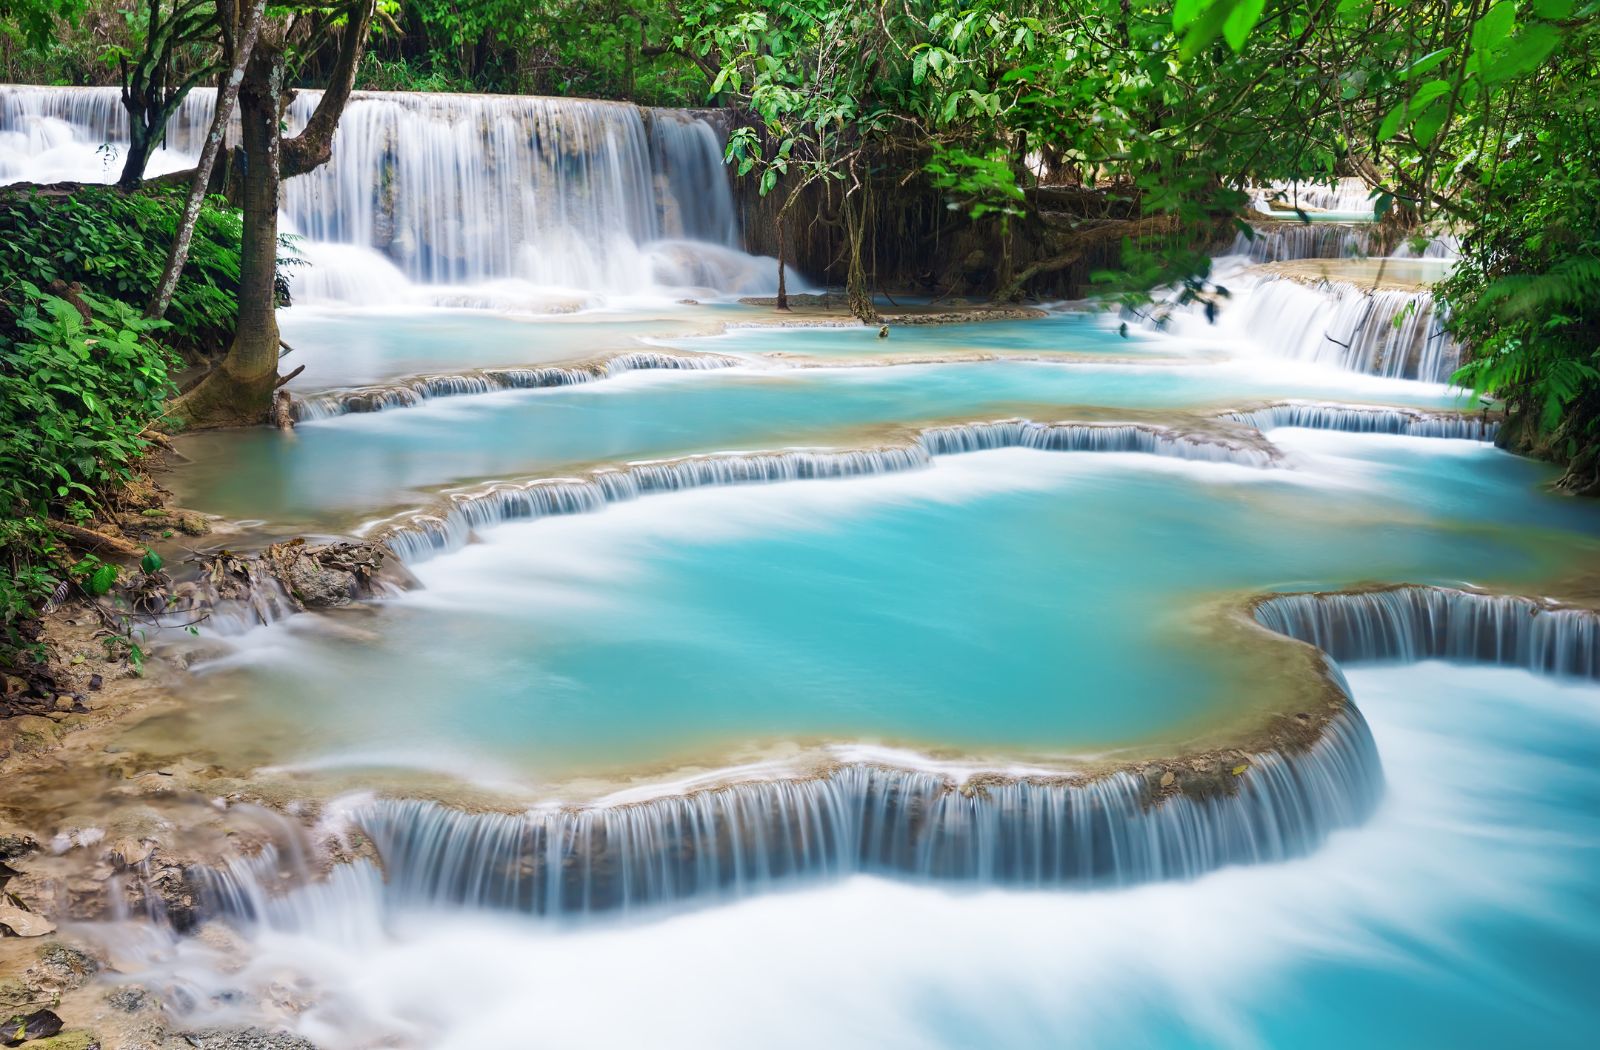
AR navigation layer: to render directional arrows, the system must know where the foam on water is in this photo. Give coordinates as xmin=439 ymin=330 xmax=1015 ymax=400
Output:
xmin=92 ymin=663 xmax=1600 ymax=1048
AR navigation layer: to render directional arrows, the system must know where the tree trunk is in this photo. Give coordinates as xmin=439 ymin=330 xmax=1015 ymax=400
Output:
xmin=281 ymin=0 xmax=378 ymax=179
xmin=118 ymin=115 xmax=157 ymax=190
xmin=147 ymin=0 xmax=266 ymax=322
xmin=169 ymin=40 xmax=284 ymax=427
xmin=775 ymin=211 xmax=789 ymax=311
xmin=169 ymin=3 xmax=376 ymax=428
xmin=843 ymin=193 xmax=878 ymax=323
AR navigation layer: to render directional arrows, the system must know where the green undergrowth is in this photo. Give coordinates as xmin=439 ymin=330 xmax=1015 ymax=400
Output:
xmin=0 ymin=184 xmax=240 ymax=675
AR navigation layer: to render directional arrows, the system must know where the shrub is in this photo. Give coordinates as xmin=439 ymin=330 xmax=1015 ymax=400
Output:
xmin=0 ymin=284 xmax=175 ymax=669
xmin=0 ymin=184 xmax=241 ymax=360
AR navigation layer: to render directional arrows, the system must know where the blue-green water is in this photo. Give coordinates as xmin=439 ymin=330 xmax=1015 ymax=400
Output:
xmin=147 ymin=306 xmax=1600 ymax=1050
xmin=155 ymin=435 xmax=1596 ymax=781
xmin=661 ymin=311 xmax=1173 ymax=360
xmin=176 ymin=354 xmax=1473 ymax=526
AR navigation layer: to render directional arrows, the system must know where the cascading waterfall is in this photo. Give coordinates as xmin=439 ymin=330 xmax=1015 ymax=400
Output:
xmin=1156 ymin=272 xmax=1458 ymax=383
xmin=0 ymin=83 xmax=212 ymax=184
xmin=1254 ymin=586 xmax=1600 ymax=678
xmin=373 ymin=421 xmax=1279 ymax=564
xmin=0 ymin=84 xmax=781 ymax=300
xmin=1252 ymin=177 xmax=1376 ymax=216
xmin=1224 ymin=402 xmax=1497 ymax=440
xmin=1226 ymin=222 xmax=1386 ymax=263
xmin=193 ymin=699 xmax=1380 ymax=922
xmin=179 ymin=581 xmax=1600 ymax=928
xmin=292 ymin=350 xmax=741 ymax=420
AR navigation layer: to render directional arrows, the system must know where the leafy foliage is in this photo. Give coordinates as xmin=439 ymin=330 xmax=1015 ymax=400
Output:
xmin=0 ymin=185 xmax=241 ymax=358
xmin=0 ymin=283 xmax=175 ymax=515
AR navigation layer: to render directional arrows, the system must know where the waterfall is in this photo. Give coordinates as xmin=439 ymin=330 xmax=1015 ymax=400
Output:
xmin=1153 ymin=272 xmax=1459 ymax=383
xmin=0 ymin=84 xmax=214 ymax=185
xmin=915 ymin=420 xmax=1276 ymax=463
xmin=180 ymin=580 xmax=1600 ymax=926
xmin=373 ymin=421 xmax=1279 ymax=564
xmin=1391 ymin=232 xmax=1462 ymax=260
xmin=0 ymin=84 xmax=778 ymax=299
xmin=1252 ymin=178 xmax=1375 ymax=216
xmin=1254 ymin=587 xmax=1600 ymax=679
xmin=293 ymin=350 xmax=741 ymax=421
xmin=1224 ymin=402 xmax=1497 ymax=440
xmin=1226 ymin=222 xmax=1385 ymax=263
xmin=192 ymin=701 xmax=1380 ymax=922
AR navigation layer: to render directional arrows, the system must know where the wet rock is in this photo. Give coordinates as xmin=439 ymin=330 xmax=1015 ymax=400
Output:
xmin=0 ymin=838 xmax=36 ymax=863
xmin=0 ymin=903 xmax=55 ymax=938
xmin=107 ymin=839 xmax=153 ymax=869
xmin=170 ymin=1027 xmax=317 ymax=1050
xmin=28 ymin=944 xmax=97 ymax=992
xmin=0 ymin=1008 xmax=63 ymax=1045
xmin=104 ymin=986 xmax=149 ymax=1014
xmin=0 ymin=717 xmax=63 ymax=758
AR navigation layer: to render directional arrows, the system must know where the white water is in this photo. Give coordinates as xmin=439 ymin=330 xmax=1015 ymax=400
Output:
xmin=89 ymin=664 xmax=1600 ymax=1048
xmin=1153 ymin=265 xmax=1458 ymax=383
xmin=0 ymin=84 xmax=793 ymax=304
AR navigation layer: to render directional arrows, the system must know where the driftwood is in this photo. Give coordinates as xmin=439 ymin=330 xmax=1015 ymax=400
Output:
xmin=48 ymin=521 xmax=145 ymax=558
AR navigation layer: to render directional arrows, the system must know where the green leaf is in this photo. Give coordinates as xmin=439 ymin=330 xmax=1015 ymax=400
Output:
xmin=88 ymin=563 xmax=117 ymax=596
xmin=1412 ymin=101 xmax=1449 ymax=147
xmin=1532 ymin=0 xmax=1574 ymax=16
xmin=1480 ymin=23 xmax=1560 ymax=83
xmin=1398 ymin=48 xmax=1452 ymax=81
xmin=1223 ymin=0 xmax=1266 ymax=51
xmin=140 ymin=549 xmax=163 ymax=574
xmin=1471 ymin=3 xmax=1517 ymax=52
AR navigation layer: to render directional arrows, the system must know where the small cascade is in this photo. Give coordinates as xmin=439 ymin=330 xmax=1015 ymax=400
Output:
xmin=1226 ymin=223 xmax=1386 ymax=263
xmin=192 ymin=703 xmax=1380 ymax=922
xmin=1158 ymin=274 xmax=1459 ymax=383
xmin=1224 ymin=402 xmax=1497 ymax=440
xmin=917 ymin=420 xmax=1276 ymax=464
xmin=292 ymin=351 xmax=740 ymax=421
xmin=1254 ymin=587 xmax=1600 ymax=679
xmin=0 ymin=84 xmax=211 ymax=184
xmin=1253 ymin=178 xmax=1375 ymax=216
xmin=279 ymin=91 xmax=740 ymax=291
xmin=375 ymin=421 xmax=1278 ymax=564
xmin=1391 ymin=232 xmax=1462 ymax=260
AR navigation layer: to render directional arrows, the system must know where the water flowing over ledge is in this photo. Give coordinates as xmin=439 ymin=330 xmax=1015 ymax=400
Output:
xmin=1254 ymin=586 xmax=1600 ymax=679
xmin=371 ymin=420 xmax=1280 ymax=564
xmin=1223 ymin=401 xmax=1499 ymax=440
xmin=1227 ymin=222 xmax=1387 ymax=263
xmin=1 ymin=84 xmax=775 ymax=299
xmin=179 ymin=579 xmax=1600 ymax=929
xmin=1148 ymin=269 xmax=1459 ymax=383
xmin=208 ymin=707 xmax=1374 ymax=919
xmin=292 ymin=350 xmax=740 ymax=421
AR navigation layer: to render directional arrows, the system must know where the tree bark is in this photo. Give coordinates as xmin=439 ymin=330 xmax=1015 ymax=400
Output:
xmin=281 ymin=0 xmax=377 ymax=179
xmin=169 ymin=36 xmax=285 ymax=427
xmin=147 ymin=0 xmax=266 ymax=321
xmin=117 ymin=0 xmax=216 ymax=189
xmin=842 ymin=192 xmax=878 ymax=323
xmin=170 ymin=2 xmax=377 ymax=428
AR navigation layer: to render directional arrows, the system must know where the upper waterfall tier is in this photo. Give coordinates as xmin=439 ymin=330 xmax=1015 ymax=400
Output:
xmin=0 ymin=84 xmax=763 ymax=298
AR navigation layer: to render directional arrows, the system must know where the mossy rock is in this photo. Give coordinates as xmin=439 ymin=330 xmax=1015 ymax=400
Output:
xmin=25 ymin=1032 xmax=98 ymax=1050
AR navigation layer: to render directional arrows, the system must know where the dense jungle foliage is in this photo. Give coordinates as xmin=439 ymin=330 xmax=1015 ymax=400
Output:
xmin=0 ymin=184 xmax=241 ymax=666
xmin=0 ymin=0 xmax=1597 ymax=668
